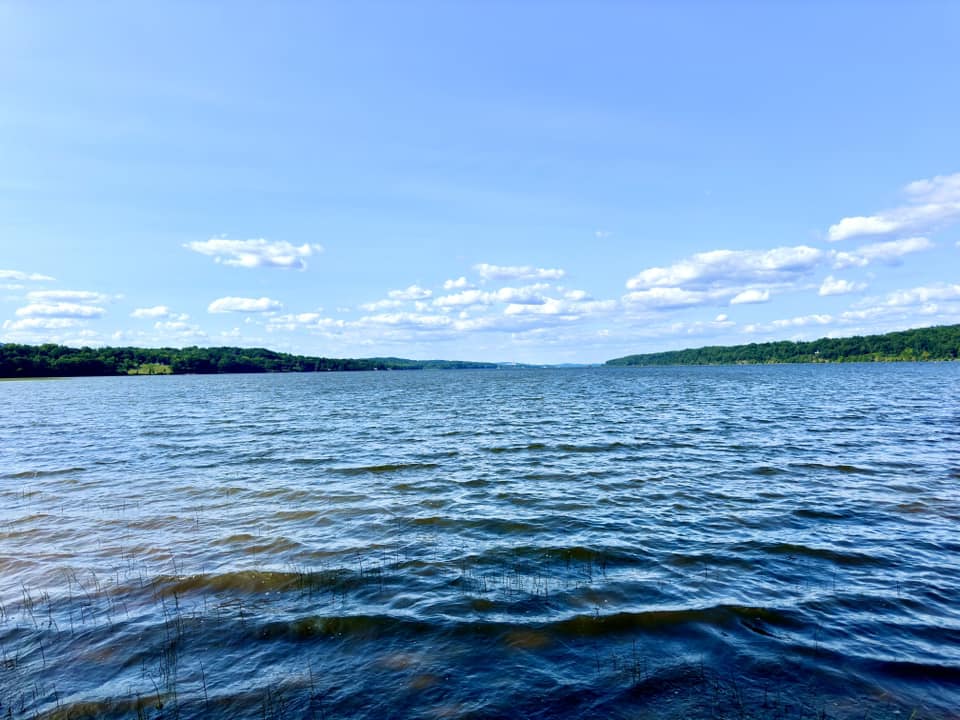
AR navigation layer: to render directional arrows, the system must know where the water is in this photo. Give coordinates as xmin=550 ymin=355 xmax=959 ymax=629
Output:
xmin=2 ymin=365 xmax=959 ymax=719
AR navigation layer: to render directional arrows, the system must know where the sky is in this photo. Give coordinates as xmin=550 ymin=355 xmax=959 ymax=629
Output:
xmin=2 ymin=1 xmax=959 ymax=364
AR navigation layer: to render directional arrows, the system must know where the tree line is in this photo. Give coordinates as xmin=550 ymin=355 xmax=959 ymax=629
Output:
xmin=0 ymin=344 xmax=497 ymax=378
xmin=606 ymin=324 xmax=960 ymax=366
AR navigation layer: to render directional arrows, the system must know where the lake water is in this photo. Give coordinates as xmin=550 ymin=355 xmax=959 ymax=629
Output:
xmin=2 ymin=365 xmax=959 ymax=719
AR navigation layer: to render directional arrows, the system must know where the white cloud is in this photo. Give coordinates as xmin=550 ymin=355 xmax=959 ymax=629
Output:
xmin=474 ymin=263 xmax=566 ymax=281
xmin=131 ymin=305 xmax=172 ymax=319
xmin=387 ymin=284 xmax=433 ymax=301
xmin=503 ymin=297 xmax=616 ymax=317
xmin=877 ymin=283 xmax=960 ymax=308
xmin=0 ymin=270 xmax=55 ymax=282
xmin=208 ymin=296 xmax=283 ymax=313
xmin=443 ymin=276 xmax=473 ymax=290
xmin=431 ymin=284 xmax=551 ymax=308
xmin=819 ymin=276 xmax=866 ymax=296
xmin=623 ymin=287 xmax=721 ymax=310
xmin=817 ymin=275 xmax=867 ymax=297
xmin=2 ymin=317 xmax=83 ymax=331
xmin=185 ymin=238 xmax=323 ymax=269
xmin=26 ymin=290 xmax=109 ymax=304
xmin=493 ymin=285 xmax=549 ymax=305
xmin=626 ymin=246 xmax=823 ymax=290
xmin=358 ymin=312 xmax=454 ymax=330
xmin=433 ymin=289 xmax=491 ymax=308
xmin=831 ymin=237 xmax=933 ymax=268
xmin=15 ymin=302 xmax=105 ymax=319
xmin=729 ymin=289 xmax=770 ymax=305
xmin=359 ymin=299 xmax=404 ymax=312
xmin=743 ymin=314 xmax=833 ymax=334
xmin=266 ymin=313 xmax=346 ymax=332
xmin=153 ymin=320 xmax=206 ymax=338
xmin=828 ymin=172 xmax=960 ymax=241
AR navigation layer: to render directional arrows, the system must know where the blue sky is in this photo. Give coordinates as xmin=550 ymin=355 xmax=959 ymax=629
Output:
xmin=2 ymin=1 xmax=959 ymax=363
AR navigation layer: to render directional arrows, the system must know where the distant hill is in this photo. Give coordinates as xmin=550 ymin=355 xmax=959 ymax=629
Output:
xmin=605 ymin=324 xmax=960 ymax=367
xmin=0 ymin=344 xmax=497 ymax=378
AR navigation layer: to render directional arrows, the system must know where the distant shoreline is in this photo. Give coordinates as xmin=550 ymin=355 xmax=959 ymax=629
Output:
xmin=606 ymin=323 xmax=960 ymax=367
xmin=2 ymin=323 xmax=958 ymax=377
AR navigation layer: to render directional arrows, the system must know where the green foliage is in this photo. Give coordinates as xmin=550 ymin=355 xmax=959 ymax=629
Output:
xmin=606 ymin=324 xmax=960 ymax=366
xmin=0 ymin=344 xmax=497 ymax=378
xmin=128 ymin=363 xmax=173 ymax=375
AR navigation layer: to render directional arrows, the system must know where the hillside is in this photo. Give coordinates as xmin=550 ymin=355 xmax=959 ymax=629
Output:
xmin=0 ymin=344 xmax=497 ymax=378
xmin=606 ymin=324 xmax=960 ymax=366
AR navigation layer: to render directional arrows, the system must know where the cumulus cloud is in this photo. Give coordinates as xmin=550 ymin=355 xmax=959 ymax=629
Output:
xmin=819 ymin=276 xmax=866 ymax=296
xmin=474 ymin=263 xmax=566 ymax=281
xmin=828 ymin=172 xmax=960 ymax=241
xmin=266 ymin=313 xmax=346 ymax=332
xmin=626 ymin=246 xmax=823 ymax=290
xmin=358 ymin=312 xmax=454 ymax=330
xmin=743 ymin=314 xmax=833 ymax=334
xmin=729 ymin=289 xmax=770 ymax=305
xmin=15 ymin=302 xmax=105 ymax=319
xmin=0 ymin=270 xmax=55 ymax=282
xmin=153 ymin=320 xmax=206 ymax=338
xmin=359 ymin=299 xmax=404 ymax=312
xmin=623 ymin=287 xmax=723 ymax=310
xmin=2 ymin=317 xmax=84 ymax=331
xmin=831 ymin=237 xmax=933 ymax=268
xmin=443 ymin=276 xmax=473 ymax=290
xmin=433 ymin=289 xmax=490 ymax=308
xmin=432 ymin=284 xmax=552 ymax=308
xmin=387 ymin=284 xmax=432 ymax=301
xmin=876 ymin=283 xmax=960 ymax=308
xmin=185 ymin=238 xmax=323 ymax=269
xmin=208 ymin=296 xmax=283 ymax=313
xmin=131 ymin=305 xmax=172 ymax=319
xmin=504 ymin=297 xmax=616 ymax=317
xmin=26 ymin=290 xmax=109 ymax=304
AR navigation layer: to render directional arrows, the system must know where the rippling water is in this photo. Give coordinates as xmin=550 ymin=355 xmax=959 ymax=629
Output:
xmin=2 ymin=365 xmax=959 ymax=719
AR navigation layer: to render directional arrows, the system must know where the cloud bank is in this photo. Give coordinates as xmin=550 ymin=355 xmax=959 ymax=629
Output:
xmin=186 ymin=238 xmax=323 ymax=270
xmin=828 ymin=173 xmax=960 ymax=242
xmin=208 ymin=296 xmax=283 ymax=313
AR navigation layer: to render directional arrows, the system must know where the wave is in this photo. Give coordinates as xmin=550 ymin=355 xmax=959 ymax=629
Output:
xmin=328 ymin=462 xmax=440 ymax=475
xmin=732 ymin=540 xmax=885 ymax=566
xmin=485 ymin=441 xmax=632 ymax=455
xmin=791 ymin=462 xmax=877 ymax=475
xmin=3 ymin=466 xmax=86 ymax=479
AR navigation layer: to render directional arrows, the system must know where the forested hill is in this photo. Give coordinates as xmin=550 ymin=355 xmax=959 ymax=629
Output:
xmin=606 ymin=324 xmax=960 ymax=367
xmin=0 ymin=344 xmax=497 ymax=377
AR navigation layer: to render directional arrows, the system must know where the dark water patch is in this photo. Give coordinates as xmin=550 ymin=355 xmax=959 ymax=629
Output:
xmin=288 ymin=456 xmax=335 ymax=465
xmin=734 ymin=540 xmax=886 ymax=567
xmin=553 ymin=605 xmax=803 ymax=638
xmin=486 ymin=442 xmax=548 ymax=454
xmin=271 ymin=508 xmax=321 ymax=521
xmin=666 ymin=551 xmax=755 ymax=570
xmin=750 ymin=465 xmax=786 ymax=476
xmin=791 ymin=462 xmax=878 ymax=475
xmin=328 ymin=462 xmax=440 ymax=475
xmin=555 ymin=441 xmax=630 ymax=454
xmin=792 ymin=507 xmax=854 ymax=520
xmin=3 ymin=467 xmax=86 ymax=479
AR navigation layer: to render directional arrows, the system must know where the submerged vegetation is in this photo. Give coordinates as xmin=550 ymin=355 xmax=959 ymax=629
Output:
xmin=606 ymin=323 xmax=960 ymax=366
xmin=0 ymin=344 xmax=496 ymax=378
